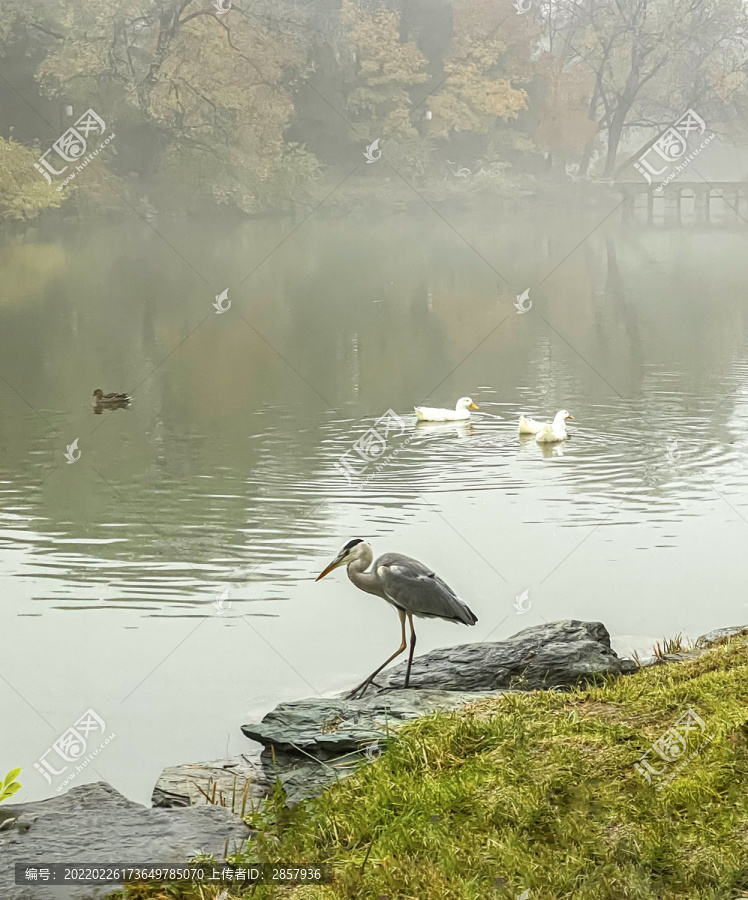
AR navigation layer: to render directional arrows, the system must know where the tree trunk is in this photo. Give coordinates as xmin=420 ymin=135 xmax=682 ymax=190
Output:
xmin=604 ymin=112 xmax=626 ymax=177
xmin=603 ymin=50 xmax=641 ymax=177
xmin=137 ymin=4 xmax=182 ymax=109
xmin=578 ymin=81 xmax=601 ymax=177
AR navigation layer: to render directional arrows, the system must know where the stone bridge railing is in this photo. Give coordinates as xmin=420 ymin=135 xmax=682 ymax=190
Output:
xmin=615 ymin=181 xmax=747 ymax=223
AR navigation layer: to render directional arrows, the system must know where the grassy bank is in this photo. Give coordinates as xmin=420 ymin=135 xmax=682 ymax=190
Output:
xmin=116 ymin=635 xmax=748 ymax=900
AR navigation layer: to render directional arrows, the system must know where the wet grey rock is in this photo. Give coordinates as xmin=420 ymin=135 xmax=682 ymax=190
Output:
xmin=0 ymin=781 xmax=250 ymax=900
xmin=383 ymin=619 xmax=637 ymax=690
xmin=152 ymin=755 xmax=271 ymax=811
xmin=240 ymin=621 xmax=636 ymax=805
xmin=14 ymin=813 xmax=37 ymax=834
xmin=696 ymin=624 xmax=748 ymax=648
xmin=242 ymin=689 xmax=492 ymax=753
xmin=242 ymin=689 xmax=502 ymax=805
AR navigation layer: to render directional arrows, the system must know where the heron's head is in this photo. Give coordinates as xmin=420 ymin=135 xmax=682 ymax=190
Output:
xmin=93 ymin=389 xmax=103 ymax=399
xmin=316 ymin=538 xmax=370 ymax=581
xmin=558 ymin=410 xmax=573 ymax=420
xmin=457 ymin=397 xmax=479 ymax=411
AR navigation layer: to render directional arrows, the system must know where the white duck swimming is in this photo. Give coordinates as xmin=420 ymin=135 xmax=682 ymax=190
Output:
xmin=532 ymin=409 xmax=573 ymax=443
xmin=518 ymin=414 xmax=544 ymax=435
xmin=414 ymin=397 xmax=479 ymax=422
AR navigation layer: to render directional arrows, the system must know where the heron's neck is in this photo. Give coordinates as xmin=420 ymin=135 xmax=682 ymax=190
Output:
xmin=553 ymin=412 xmax=566 ymax=429
xmin=346 ymin=551 xmax=382 ymax=597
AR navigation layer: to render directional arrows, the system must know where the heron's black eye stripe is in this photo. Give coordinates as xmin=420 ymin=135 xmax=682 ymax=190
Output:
xmin=343 ymin=538 xmax=364 ymax=551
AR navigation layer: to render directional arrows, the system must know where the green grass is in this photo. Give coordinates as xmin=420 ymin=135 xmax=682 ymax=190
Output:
xmin=114 ymin=635 xmax=748 ymax=900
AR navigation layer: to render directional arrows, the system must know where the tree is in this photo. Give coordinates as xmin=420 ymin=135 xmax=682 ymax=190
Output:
xmin=428 ymin=0 xmax=529 ymax=140
xmin=533 ymin=56 xmax=596 ymax=173
xmin=0 ymin=139 xmax=64 ymax=219
xmin=336 ymin=0 xmax=435 ymax=177
xmin=21 ymin=0 xmax=322 ymax=211
xmin=340 ymin=0 xmax=429 ymax=132
xmin=548 ymin=0 xmax=748 ymax=176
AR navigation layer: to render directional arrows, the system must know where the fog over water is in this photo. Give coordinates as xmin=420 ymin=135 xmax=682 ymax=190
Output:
xmin=3 ymin=208 xmax=748 ymax=801
xmin=3 ymin=0 xmax=748 ymax=807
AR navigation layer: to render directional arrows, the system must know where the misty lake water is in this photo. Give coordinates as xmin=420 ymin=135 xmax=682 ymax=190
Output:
xmin=3 ymin=199 xmax=748 ymax=803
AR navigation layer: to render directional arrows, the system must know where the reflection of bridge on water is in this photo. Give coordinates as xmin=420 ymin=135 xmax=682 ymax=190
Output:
xmin=616 ymin=181 xmax=748 ymax=224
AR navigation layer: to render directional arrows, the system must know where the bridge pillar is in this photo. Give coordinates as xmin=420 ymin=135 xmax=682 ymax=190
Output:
xmin=613 ymin=180 xmax=748 ymax=225
xmin=695 ymin=186 xmax=710 ymax=223
xmin=664 ymin=190 xmax=680 ymax=223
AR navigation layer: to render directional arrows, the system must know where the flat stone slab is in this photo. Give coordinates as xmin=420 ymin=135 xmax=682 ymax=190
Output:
xmin=152 ymin=755 xmax=271 ymax=812
xmin=383 ymin=619 xmax=637 ymax=691
xmin=242 ymin=689 xmax=503 ymax=805
xmin=0 ymin=782 xmax=250 ymax=900
xmin=696 ymin=624 xmax=748 ymax=648
xmin=242 ymin=689 xmax=495 ymax=754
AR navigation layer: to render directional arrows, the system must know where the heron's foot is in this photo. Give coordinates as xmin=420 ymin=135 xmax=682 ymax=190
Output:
xmin=346 ymin=678 xmax=384 ymax=701
xmin=346 ymin=682 xmax=369 ymax=700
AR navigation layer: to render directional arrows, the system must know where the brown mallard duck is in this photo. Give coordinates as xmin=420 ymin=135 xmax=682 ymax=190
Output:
xmin=93 ymin=389 xmax=131 ymax=407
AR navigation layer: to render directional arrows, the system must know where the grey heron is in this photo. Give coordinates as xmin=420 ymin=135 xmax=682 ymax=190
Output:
xmin=316 ymin=539 xmax=478 ymax=698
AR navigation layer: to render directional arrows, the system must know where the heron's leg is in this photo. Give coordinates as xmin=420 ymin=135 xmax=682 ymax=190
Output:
xmin=404 ymin=613 xmax=416 ymax=688
xmin=347 ymin=610 xmax=407 ymax=700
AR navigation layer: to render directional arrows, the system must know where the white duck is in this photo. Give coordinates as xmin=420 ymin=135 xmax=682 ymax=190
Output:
xmin=534 ymin=410 xmax=573 ymax=443
xmin=414 ymin=397 xmax=479 ymax=422
xmin=518 ymin=414 xmax=544 ymax=435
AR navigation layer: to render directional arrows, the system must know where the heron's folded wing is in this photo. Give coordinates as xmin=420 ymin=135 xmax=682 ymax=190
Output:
xmin=377 ymin=561 xmax=476 ymax=624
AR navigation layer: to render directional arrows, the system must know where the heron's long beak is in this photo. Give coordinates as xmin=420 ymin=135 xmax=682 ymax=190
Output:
xmin=470 ymin=402 xmax=479 ymax=410
xmin=567 ymin=414 xmax=574 ymax=419
xmin=315 ymin=556 xmax=345 ymax=581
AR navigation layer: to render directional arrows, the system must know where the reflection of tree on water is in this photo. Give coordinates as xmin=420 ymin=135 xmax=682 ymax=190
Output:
xmin=0 ymin=242 xmax=66 ymax=306
xmin=2 ymin=214 xmax=748 ymax=599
